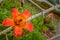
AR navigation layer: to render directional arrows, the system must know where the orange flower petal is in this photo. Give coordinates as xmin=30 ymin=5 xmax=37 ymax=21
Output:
xmin=14 ymin=26 xmax=23 ymax=37
xmin=2 ymin=18 xmax=14 ymax=26
xmin=12 ymin=8 xmax=18 ymax=19
xmin=21 ymin=11 xmax=31 ymax=19
xmin=25 ymin=22 xmax=34 ymax=32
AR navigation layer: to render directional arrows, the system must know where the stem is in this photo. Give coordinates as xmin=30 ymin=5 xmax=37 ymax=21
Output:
xmin=6 ymin=34 xmax=8 ymax=40
xmin=0 ymin=4 xmax=60 ymax=36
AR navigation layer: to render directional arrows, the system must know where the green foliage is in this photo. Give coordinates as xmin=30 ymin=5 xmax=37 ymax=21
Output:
xmin=53 ymin=10 xmax=60 ymax=16
xmin=31 ymin=16 xmax=43 ymax=30
xmin=46 ymin=22 xmax=56 ymax=30
xmin=44 ymin=13 xmax=59 ymax=33
xmin=0 ymin=0 xmax=21 ymax=9
xmin=31 ymin=16 xmax=48 ymax=32
xmin=39 ymin=25 xmax=48 ymax=32
xmin=0 ymin=35 xmax=6 ymax=40
xmin=13 ymin=30 xmax=46 ymax=40
xmin=0 ymin=0 xmax=46 ymax=40
xmin=0 ymin=30 xmax=46 ymax=40
xmin=0 ymin=0 xmax=59 ymax=40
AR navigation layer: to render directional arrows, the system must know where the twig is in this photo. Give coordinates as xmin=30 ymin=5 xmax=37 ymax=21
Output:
xmin=47 ymin=34 xmax=60 ymax=40
xmin=28 ymin=0 xmax=45 ymax=10
xmin=0 ymin=4 xmax=60 ymax=35
xmin=44 ymin=1 xmax=54 ymax=6
xmin=0 ymin=27 xmax=12 ymax=35
xmin=6 ymin=34 xmax=8 ymax=40
xmin=37 ymin=0 xmax=54 ymax=6
xmin=27 ymin=4 xmax=60 ymax=21
xmin=0 ymin=0 xmax=4 ymax=3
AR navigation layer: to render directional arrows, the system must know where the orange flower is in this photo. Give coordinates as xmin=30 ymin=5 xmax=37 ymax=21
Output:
xmin=2 ymin=8 xmax=34 ymax=37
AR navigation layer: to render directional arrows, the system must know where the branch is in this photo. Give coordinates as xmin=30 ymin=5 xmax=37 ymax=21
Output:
xmin=0 ymin=4 xmax=60 ymax=35
xmin=0 ymin=0 xmax=3 ymax=3
xmin=28 ymin=0 xmax=45 ymax=10
xmin=27 ymin=4 xmax=60 ymax=21
xmin=0 ymin=27 xmax=12 ymax=35
xmin=6 ymin=34 xmax=8 ymax=40
xmin=47 ymin=34 xmax=60 ymax=40
xmin=37 ymin=0 xmax=54 ymax=6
